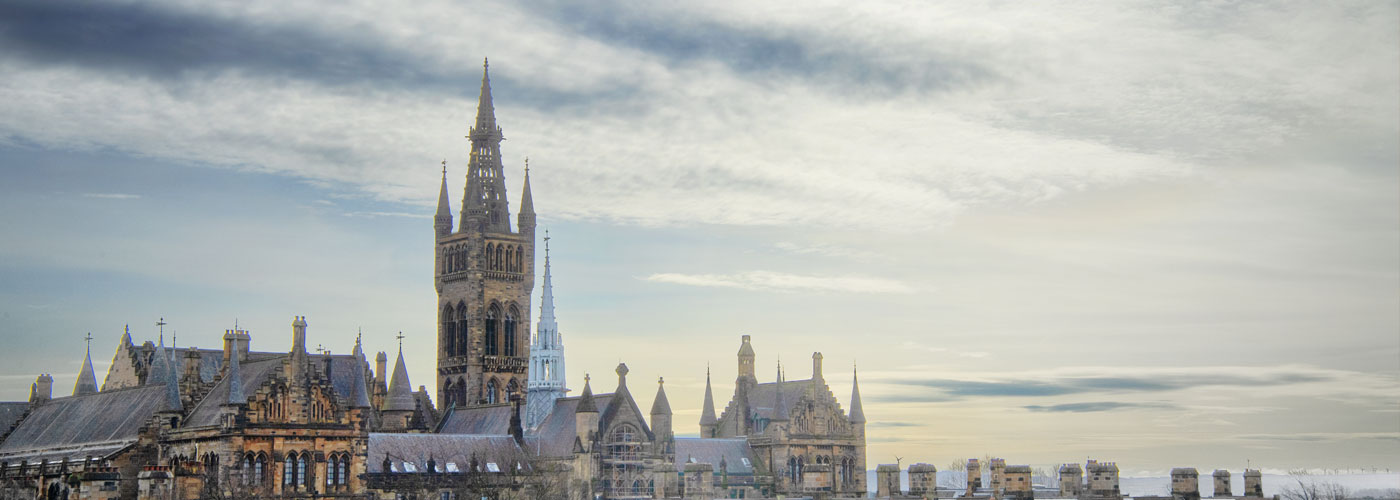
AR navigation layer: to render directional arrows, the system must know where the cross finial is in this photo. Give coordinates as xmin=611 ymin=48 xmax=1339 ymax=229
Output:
xmin=357 ymin=327 xmax=363 ymax=343
xmin=156 ymin=317 xmax=167 ymax=342
xmin=396 ymin=331 xmax=405 ymax=350
xmin=658 ymin=376 xmax=664 ymax=385
xmin=84 ymin=332 xmax=93 ymax=353
xmin=524 ymin=157 xmax=529 ymax=174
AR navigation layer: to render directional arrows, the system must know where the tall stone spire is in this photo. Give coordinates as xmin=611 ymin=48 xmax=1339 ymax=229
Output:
xmin=461 ymin=58 xmax=510 ymax=233
xmin=699 ymin=366 xmax=717 ymax=435
xmin=226 ymin=334 xmax=245 ymax=405
xmin=386 ymin=346 xmax=415 ymax=412
xmin=849 ymin=364 xmax=865 ymax=424
xmin=772 ymin=362 xmax=789 ymax=421
xmin=436 ymin=160 xmax=453 ymax=238
xmin=74 ymin=334 xmax=98 ymax=396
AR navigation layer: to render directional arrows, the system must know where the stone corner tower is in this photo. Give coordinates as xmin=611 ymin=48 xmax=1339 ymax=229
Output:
xmin=435 ymin=58 xmax=536 ymax=410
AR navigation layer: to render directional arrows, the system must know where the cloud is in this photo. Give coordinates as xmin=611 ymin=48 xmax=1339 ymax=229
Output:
xmin=643 ymin=271 xmax=914 ymax=294
xmin=81 ymin=193 xmax=141 ymax=199
xmin=1024 ymin=402 xmax=1175 ymax=413
xmin=869 ymin=365 xmax=1362 ymax=401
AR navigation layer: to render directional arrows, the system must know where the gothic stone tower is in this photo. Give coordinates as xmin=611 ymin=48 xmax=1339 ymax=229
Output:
xmin=435 ymin=59 xmax=536 ymax=409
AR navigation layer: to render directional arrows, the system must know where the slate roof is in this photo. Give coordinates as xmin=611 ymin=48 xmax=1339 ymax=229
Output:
xmin=0 ymin=385 xmax=169 ymax=462
xmin=528 ymin=393 xmax=615 ymax=457
xmin=183 ymin=354 xmax=368 ymax=428
xmin=674 ymin=438 xmax=760 ymax=475
xmin=437 ymin=404 xmax=513 ymax=435
xmin=367 ymin=433 xmax=531 ymax=473
xmin=747 ymin=379 xmax=822 ymax=419
xmin=0 ymin=402 xmax=29 ymax=437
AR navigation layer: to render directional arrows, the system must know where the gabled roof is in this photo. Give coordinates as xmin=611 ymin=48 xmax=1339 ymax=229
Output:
xmin=674 ymin=438 xmax=760 ymax=475
xmin=437 ymin=404 xmax=513 ymax=435
xmin=599 ymin=384 xmax=652 ymax=441
xmin=367 ymin=433 xmax=531 ymax=474
xmin=0 ymin=385 xmax=169 ymax=462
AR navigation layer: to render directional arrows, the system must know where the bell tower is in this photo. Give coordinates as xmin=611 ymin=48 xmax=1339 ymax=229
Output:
xmin=435 ymin=59 xmax=536 ymax=409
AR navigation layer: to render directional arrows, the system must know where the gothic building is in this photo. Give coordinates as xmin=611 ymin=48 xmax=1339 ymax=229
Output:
xmin=435 ymin=59 xmax=537 ymax=411
xmin=0 ymin=60 xmax=872 ymax=500
xmin=701 ymin=335 xmax=868 ymax=497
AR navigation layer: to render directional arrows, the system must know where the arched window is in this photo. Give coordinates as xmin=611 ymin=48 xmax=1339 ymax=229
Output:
xmin=456 ymin=302 xmax=469 ymax=357
xmin=254 ymin=453 xmax=266 ymax=486
xmin=299 ymin=452 xmax=311 ymax=487
xmin=503 ymin=306 xmax=518 ymax=357
xmin=283 ymin=452 xmax=296 ymax=486
xmin=443 ymin=379 xmax=456 ymax=408
xmin=484 ymin=305 xmax=499 ymax=356
xmin=485 ymin=243 xmax=495 ymax=270
xmin=495 ymin=245 xmax=503 ymax=270
xmin=486 ymin=379 xmax=499 ymax=404
xmin=337 ymin=453 xmax=349 ymax=486
xmin=442 ymin=305 xmax=455 ymax=357
xmin=515 ymin=246 xmax=524 ymax=272
xmin=327 ymin=454 xmax=339 ymax=487
xmin=456 ymin=377 xmax=468 ymax=409
xmin=243 ymin=454 xmax=254 ymax=485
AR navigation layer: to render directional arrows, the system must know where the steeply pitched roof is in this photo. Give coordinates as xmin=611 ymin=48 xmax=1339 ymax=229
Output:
xmin=437 ymin=404 xmax=513 ymax=435
xmin=650 ymin=378 xmax=671 ymax=416
xmin=747 ymin=379 xmax=811 ymax=420
xmin=74 ymin=348 xmax=98 ymax=396
xmin=529 ymin=393 xmax=616 ymax=457
xmin=0 ymin=385 xmax=169 ymax=462
xmin=848 ymin=369 xmax=865 ymax=424
xmin=674 ymin=438 xmax=760 ymax=475
xmin=367 ymin=433 xmax=531 ymax=474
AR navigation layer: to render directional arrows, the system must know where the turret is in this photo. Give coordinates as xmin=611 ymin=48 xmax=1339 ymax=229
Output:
xmin=383 ymin=346 xmax=416 ymax=430
xmin=575 ymin=374 xmax=598 ymax=449
xmin=435 ymin=160 xmax=454 ymax=239
xmin=848 ymin=365 xmax=866 ymax=427
xmin=698 ymin=367 xmax=718 ymax=437
xmin=351 ymin=335 xmax=372 ymax=408
xmin=374 ymin=351 xmax=388 ymax=409
xmin=74 ymin=338 xmax=99 ymax=396
xmin=518 ymin=161 xmax=535 ymax=236
xmin=650 ymin=377 xmax=673 ymax=456
xmin=737 ymin=335 xmax=755 ymax=381
xmin=771 ymin=362 xmax=789 ymax=425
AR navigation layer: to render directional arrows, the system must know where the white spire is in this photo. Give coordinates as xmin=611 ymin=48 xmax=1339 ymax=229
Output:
xmin=536 ymin=231 xmax=558 ymax=348
xmin=526 ymin=231 xmax=568 ymax=430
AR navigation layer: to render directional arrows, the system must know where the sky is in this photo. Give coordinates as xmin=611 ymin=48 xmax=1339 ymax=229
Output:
xmin=0 ymin=0 xmax=1397 ymax=474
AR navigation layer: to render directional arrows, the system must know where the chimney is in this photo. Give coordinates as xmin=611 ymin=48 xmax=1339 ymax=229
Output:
xmin=29 ymin=374 xmax=53 ymax=403
xmin=812 ymin=352 xmax=823 ymax=381
xmin=509 ymin=392 xmax=524 ymax=445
